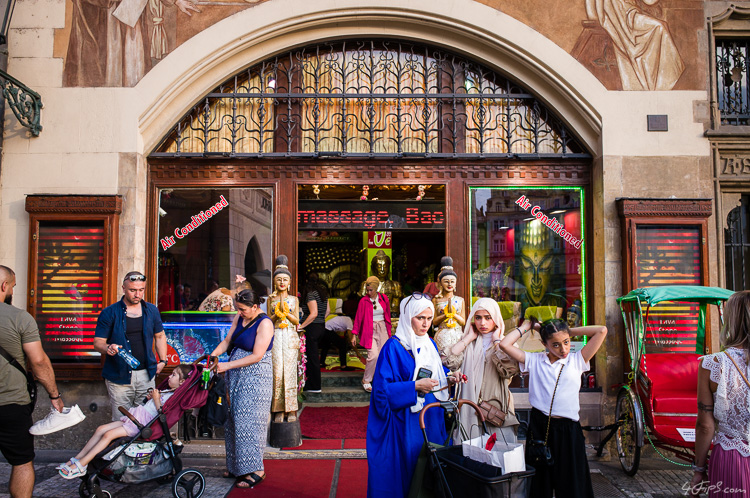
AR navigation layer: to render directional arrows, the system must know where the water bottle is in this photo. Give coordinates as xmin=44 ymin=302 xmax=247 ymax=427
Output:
xmin=201 ymin=369 xmax=210 ymax=390
xmin=117 ymin=347 xmax=140 ymax=369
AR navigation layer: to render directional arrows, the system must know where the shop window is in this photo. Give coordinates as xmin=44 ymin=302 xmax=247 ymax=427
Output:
xmin=618 ymin=198 xmax=712 ymax=354
xmin=470 ymin=187 xmax=586 ymax=325
xmin=157 ymin=188 xmax=273 ymax=364
xmin=25 ymin=195 xmax=122 ymax=380
xmin=725 ymin=194 xmax=750 ymax=290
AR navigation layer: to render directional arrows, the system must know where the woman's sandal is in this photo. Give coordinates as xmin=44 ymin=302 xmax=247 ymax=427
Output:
xmin=235 ymin=472 xmax=265 ymax=488
xmin=222 ymin=470 xmax=235 ymax=479
xmin=59 ymin=458 xmax=87 ymax=480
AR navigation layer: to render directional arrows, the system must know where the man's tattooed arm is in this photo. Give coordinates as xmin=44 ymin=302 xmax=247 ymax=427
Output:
xmin=698 ymin=401 xmax=714 ymax=412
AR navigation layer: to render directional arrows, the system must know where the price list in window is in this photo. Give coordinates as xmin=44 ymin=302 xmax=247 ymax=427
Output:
xmin=635 ymin=225 xmax=702 ymax=353
xmin=35 ymin=223 xmax=105 ymax=361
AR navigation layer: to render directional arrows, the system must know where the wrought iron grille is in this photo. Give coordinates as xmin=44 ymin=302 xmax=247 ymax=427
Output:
xmin=152 ymin=40 xmax=588 ymax=159
xmin=716 ymin=39 xmax=750 ymax=126
xmin=725 ymin=194 xmax=750 ymax=291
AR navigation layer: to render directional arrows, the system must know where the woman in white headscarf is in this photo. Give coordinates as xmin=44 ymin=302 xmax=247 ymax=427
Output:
xmin=444 ymin=298 xmax=520 ymax=443
xmin=366 ymin=293 xmax=464 ymax=498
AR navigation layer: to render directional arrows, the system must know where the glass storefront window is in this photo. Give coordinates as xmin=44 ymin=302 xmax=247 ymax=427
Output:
xmin=156 ymin=188 xmax=273 ymax=364
xmin=469 ymin=187 xmax=586 ymax=328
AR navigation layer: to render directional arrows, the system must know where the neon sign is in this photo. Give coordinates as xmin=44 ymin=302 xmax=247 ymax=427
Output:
xmin=298 ymin=201 xmax=445 ymax=231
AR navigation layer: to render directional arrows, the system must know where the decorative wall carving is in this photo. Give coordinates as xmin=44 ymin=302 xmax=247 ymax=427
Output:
xmin=25 ymin=195 xmax=123 ymax=214
xmin=719 ymin=154 xmax=750 ymax=179
xmin=149 ymin=161 xmax=590 ymax=183
xmin=617 ymin=198 xmax=713 ymax=218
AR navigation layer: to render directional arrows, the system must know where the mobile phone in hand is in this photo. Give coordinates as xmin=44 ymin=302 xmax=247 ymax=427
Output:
xmin=416 ymin=367 xmax=432 ymax=398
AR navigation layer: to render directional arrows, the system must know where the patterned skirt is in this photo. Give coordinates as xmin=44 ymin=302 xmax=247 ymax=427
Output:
xmin=225 ymin=348 xmax=272 ymax=476
xmin=271 ymin=325 xmax=300 ymax=413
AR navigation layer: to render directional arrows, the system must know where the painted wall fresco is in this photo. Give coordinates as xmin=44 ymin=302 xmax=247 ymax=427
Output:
xmin=53 ymin=0 xmax=704 ymax=89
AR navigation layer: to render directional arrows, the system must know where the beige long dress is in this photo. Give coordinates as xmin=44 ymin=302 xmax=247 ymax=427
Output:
xmin=269 ymin=296 xmax=300 ymax=413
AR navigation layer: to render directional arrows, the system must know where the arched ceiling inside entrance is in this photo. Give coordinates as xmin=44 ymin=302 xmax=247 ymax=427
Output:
xmin=152 ymin=40 xmax=589 ymax=160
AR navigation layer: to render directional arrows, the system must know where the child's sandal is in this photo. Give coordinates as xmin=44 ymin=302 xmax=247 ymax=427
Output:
xmin=59 ymin=458 xmax=87 ymax=479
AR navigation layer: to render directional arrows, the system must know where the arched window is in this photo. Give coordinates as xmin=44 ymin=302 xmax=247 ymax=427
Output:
xmin=153 ymin=40 xmax=588 ymax=159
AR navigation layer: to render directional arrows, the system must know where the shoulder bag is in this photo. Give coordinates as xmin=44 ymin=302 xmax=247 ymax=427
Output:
xmin=0 ymin=344 xmax=37 ymax=409
xmin=528 ymin=363 xmax=565 ymax=467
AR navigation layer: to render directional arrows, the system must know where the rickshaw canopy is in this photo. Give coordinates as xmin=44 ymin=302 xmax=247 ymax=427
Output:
xmin=618 ymin=285 xmax=735 ymax=372
xmin=617 ymin=286 xmax=735 ymax=307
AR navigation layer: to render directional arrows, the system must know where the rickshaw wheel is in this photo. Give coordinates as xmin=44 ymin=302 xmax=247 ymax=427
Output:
xmin=172 ymin=468 xmax=206 ymax=498
xmin=616 ymin=389 xmax=641 ymax=476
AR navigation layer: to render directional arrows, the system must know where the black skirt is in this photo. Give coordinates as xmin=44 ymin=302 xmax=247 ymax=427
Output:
xmin=525 ymin=407 xmax=594 ymax=498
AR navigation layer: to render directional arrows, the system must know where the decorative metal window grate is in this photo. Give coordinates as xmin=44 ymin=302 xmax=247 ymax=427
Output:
xmin=152 ymin=40 xmax=589 ymax=159
xmin=716 ymin=39 xmax=750 ymax=126
xmin=725 ymin=194 xmax=750 ymax=291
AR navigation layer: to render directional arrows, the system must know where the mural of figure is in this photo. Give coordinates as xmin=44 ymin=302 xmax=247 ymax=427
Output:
xmin=587 ymin=0 xmax=684 ymax=90
xmin=432 ymin=256 xmax=467 ymax=366
xmin=267 ymin=255 xmax=301 ymax=423
xmin=64 ymin=0 xmax=201 ymax=87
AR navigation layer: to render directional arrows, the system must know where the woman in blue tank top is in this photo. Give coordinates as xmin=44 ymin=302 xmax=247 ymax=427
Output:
xmin=211 ymin=287 xmax=274 ymax=489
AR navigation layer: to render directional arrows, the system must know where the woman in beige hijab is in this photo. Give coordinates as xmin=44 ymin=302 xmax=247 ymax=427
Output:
xmin=444 ymin=297 xmax=519 ymax=443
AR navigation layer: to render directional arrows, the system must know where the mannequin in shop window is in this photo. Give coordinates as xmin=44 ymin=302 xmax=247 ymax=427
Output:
xmin=267 ymin=256 xmax=301 ymax=423
xmin=432 ymin=256 xmax=467 ymax=365
xmin=359 ymin=250 xmax=403 ymax=317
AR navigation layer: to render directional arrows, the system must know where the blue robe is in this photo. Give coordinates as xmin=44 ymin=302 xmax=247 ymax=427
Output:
xmin=366 ymin=336 xmax=448 ymax=498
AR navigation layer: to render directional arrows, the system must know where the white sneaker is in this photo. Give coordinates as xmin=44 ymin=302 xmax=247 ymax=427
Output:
xmin=30 ymin=405 xmax=86 ymax=436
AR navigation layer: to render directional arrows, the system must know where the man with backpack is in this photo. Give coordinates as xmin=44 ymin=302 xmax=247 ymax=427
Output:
xmin=0 ymin=266 xmax=63 ymax=498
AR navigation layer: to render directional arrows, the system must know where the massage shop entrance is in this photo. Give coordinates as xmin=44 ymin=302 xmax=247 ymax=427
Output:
xmin=147 ymin=39 xmax=592 ymax=438
xmin=296 ymin=184 xmax=447 ymax=370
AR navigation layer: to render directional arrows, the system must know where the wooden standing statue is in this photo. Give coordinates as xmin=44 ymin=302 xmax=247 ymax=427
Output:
xmin=432 ymin=256 xmax=467 ymax=366
xmin=268 ymin=255 xmax=301 ymax=423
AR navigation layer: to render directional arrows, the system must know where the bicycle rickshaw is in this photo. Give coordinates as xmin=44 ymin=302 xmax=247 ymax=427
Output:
xmin=597 ymin=285 xmax=734 ymax=476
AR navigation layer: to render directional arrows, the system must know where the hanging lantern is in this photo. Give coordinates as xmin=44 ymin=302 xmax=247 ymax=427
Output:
xmin=361 ymin=185 xmax=370 ymax=201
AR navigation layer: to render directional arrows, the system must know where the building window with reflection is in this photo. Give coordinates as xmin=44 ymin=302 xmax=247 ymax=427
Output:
xmin=470 ymin=187 xmax=586 ymax=326
xmin=157 ymin=188 xmax=273 ymax=365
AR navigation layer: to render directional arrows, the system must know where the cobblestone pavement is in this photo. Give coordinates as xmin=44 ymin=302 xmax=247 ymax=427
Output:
xmin=0 ymin=448 xmax=705 ymax=497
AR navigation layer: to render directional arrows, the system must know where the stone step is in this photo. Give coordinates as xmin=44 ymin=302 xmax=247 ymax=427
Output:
xmin=302 ymin=386 xmax=371 ymax=403
xmin=321 ymin=371 xmax=365 ymax=388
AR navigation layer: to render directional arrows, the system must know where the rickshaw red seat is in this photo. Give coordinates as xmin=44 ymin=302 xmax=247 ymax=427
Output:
xmin=643 ymin=353 xmax=701 ymax=415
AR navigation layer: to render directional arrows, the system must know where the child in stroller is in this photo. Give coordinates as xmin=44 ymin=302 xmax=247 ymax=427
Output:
xmin=58 ymin=364 xmax=192 ymax=479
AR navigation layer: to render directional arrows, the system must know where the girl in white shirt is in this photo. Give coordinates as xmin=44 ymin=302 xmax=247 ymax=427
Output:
xmin=498 ymin=318 xmax=606 ymax=498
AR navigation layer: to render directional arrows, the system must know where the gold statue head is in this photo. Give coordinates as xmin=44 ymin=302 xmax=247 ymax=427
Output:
xmin=519 ymin=220 xmax=553 ymax=307
xmin=371 ymin=250 xmax=391 ymax=280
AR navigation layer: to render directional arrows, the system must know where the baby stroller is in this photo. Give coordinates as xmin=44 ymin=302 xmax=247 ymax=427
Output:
xmin=78 ymin=355 xmax=217 ymax=498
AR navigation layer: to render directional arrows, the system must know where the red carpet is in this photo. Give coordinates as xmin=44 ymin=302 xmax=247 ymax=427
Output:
xmin=282 ymin=439 xmax=343 ymax=451
xmin=300 ymin=406 xmax=369 ymax=439
xmin=343 ymin=438 xmax=367 ymax=449
xmin=227 ymin=459 xmax=336 ymax=497
xmin=337 ymin=459 xmax=369 ymax=498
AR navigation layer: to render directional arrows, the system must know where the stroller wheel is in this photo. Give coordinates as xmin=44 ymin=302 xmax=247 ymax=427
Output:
xmin=172 ymin=468 xmax=206 ymax=498
xmin=78 ymin=481 xmax=111 ymax=498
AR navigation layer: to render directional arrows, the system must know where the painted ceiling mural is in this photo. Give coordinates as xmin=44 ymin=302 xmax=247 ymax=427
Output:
xmin=52 ymin=0 xmax=703 ymax=89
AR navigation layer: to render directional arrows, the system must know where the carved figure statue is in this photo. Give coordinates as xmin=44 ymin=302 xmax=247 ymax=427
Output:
xmin=360 ymin=250 xmax=403 ymax=317
xmin=432 ymin=256 xmax=467 ymax=365
xmin=268 ymin=255 xmax=301 ymax=423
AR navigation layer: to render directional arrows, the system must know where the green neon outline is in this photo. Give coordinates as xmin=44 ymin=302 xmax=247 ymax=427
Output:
xmin=468 ymin=186 xmax=587 ymax=326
